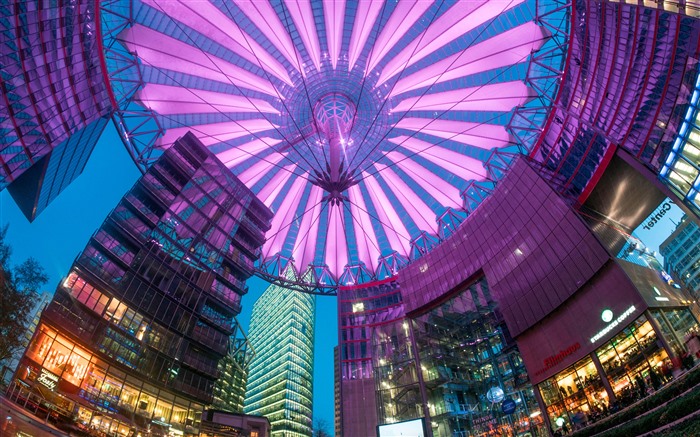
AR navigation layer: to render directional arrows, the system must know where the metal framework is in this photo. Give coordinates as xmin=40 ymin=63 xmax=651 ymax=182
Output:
xmin=99 ymin=0 xmax=570 ymax=295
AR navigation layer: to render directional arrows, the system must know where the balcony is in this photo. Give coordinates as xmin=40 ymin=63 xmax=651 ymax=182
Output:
xmin=239 ymin=215 xmax=265 ymax=243
xmin=208 ymin=279 xmax=242 ymax=313
xmin=42 ymin=299 xmax=101 ymax=346
xmin=199 ymin=310 xmax=234 ymax=334
xmin=231 ymin=234 xmax=258 ymax=258
xmin=169 ymin=379 xmax=213 ymax=404
xmin=182 ymin=352 xmax=221 ymax=379
xmin=223 ymin=247 xmax=254 ymax=276
xmin=190 ymin=325 xmax=227 ymax=355
xmin=75 ymin=255 xmax=125 ymax=291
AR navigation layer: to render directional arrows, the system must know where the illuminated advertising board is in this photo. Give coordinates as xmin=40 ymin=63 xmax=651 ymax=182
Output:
xmin=377 ymin=418 xmax=426 ymax=437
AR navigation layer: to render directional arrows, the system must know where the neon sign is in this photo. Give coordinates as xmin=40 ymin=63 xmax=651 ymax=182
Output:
xmin=590 ymin=306 xmax=636 ymax=343
xmin=37 ymin=368 xmax=59 ymax=391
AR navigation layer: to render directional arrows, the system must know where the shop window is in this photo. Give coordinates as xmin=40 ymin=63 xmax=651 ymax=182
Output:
xmin=42 ymin=334 xmax=73 ymax=375
xmin=119 ymin=380 xmax=141 ymax=413
xmin=171 ymin=401 xmax=189 ymax=426
xmin=61 ymin=344 xmax=91 ymax=386
xmin=100 ymin=371 xmax=124 ymax=406
xmin=540 ymin=355 xmax=609 ymax=433
xmin=154 ymin=397 xmax=173 ymax=423
xmin=137 ymin=384 xmax=158 ymax=416
xmin=80 ymin=359 xmax=107 ymax=403
xmin=105 ymin=298 xmax=126 ymax=323
xmin=25 ymin=324 xmax=56 ymax=365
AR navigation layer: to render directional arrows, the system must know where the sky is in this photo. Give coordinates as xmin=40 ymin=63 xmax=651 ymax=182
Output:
xmin=1 ymin=123 xmax=338 ymax=434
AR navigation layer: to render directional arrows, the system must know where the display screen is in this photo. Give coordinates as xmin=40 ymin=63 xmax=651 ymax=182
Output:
xmin=377 ymin=418 xmax=426 ymax=437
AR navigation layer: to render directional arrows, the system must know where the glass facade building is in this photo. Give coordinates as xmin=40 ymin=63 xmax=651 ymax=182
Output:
xmin=661 ymin=68 xmax=700 ymax=213
xmin=661 ymin=215 xmax=700 ymax=295
xmin=409 ymin=277 xmax=542 ymax=437
xmin=10 ymin=132 xmax=272 ymax=436
xmin=1 ymin=0 xmax=113 ymax=220
xmin=244 ymin=277 xmax=315 ymax=437
xmin=338 ymin=277 xmax=544 ymax=437
xmin=212 ymin=335 xmax=254 ymax=414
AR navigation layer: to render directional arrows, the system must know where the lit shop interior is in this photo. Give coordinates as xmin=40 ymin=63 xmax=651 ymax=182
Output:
xmin=15 ymin=323 xmax=202 ymax=436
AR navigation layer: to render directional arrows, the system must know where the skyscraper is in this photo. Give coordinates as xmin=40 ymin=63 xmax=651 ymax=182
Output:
xmin=1 ymin=0 xmax=113 ymax=221
xmin=212 ymin=334 xmax=255 ymax=414
xmin=244 ymin=278 xmax=315 ymax=437
xmin=10 ymin=132 xmax=272 ymax=436
xmin=661 ymin=215 xmax=700 ymax=296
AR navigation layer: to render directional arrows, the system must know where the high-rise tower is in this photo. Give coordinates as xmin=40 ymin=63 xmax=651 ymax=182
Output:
xmin=11 ymin=132 xmax=271 ymax=436
xmin=1 ymin=0 xmax=113 ymax=221
xmin=244 ymin=278 xmax=315 ymax=437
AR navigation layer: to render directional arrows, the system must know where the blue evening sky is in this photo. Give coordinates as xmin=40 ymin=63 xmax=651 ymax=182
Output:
xmin=1 ymin=123 xmax=338 ymax=434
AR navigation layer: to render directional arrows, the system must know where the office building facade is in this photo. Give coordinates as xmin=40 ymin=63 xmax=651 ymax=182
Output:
xmin=337 ymin=158 xmax=700 ymax=436
xmin=661 ymin=215 xmax=700 ymax=295
xmin=244 ymin=279 xmax=315 ymax=437
xmin=212 ymin=335 xmax=254 ymax=414
xmin=395 ymin=158 xmax=699 ymax=435
xmin=10 ymin=132 xmax=272 ymax=436
xmin=1 ymin=0 xmax=113 ymax=220
xmin=338 ymin=276 xmax=542 ymax=437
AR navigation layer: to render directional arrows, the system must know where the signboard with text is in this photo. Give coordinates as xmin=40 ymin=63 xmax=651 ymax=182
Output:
xmin=37 ymin=368 xmax=59 ymax=391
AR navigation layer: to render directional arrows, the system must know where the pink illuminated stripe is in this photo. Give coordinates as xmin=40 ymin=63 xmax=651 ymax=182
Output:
xmin=365 ymin=1 xmax=432 ymax=75
xmin=216 ymin=137 xmax=281 ymax=167
xmin=373 ymin=163 xmax=437 ymax=233
xmin=120 ymin=25 xmax=280 ymax=97
xmin=361 ymin=173 xmax=411 ymax=256
xmin=285 ymin=0 xmax=322 ymax=72
xmin=388 ymin=135 xmax=487 ymax=180
xmin=394 ymin=118 xmax=511 ymax=148
xmin=390 ymin=22 xmax=546 ymax=96
xmin=392 ymin=82 xmax=534 ymax=113
xmin=235 ymin=0 xmax=301 ymax=75
xmin=377 ymin=0 xmax=524 ymax=87
xmin=137 ymin=84 xmax=280 ymax=116
xmin=257 ymin=167 xmax=297 ymax=206
xmin=347 ymin=185 xmax=381 ymax=271
xmin=382 ymin=151 xmax=461 ymax=207
xmin=325 ymin=204 xmax=349 ymax=278
xmin=156 ymin=119 xmax=278 ymax=147
xmin=291 ymin=185 xmax=325 ymax=269
xmin=141 ymin=0 xmax=293 ymax=86
xmin=347 ymin=0 xmax=383 ymax=71
xmin=323 ymin=0 xmax=346 ymax=69
xmin=263 ymin=175 xmax=309 ymax=259
xmin=236 ymin=158 xmax=289 ymax=186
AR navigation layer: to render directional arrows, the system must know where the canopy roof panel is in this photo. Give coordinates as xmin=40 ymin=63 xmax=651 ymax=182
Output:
xmin=101 ymin=0 xmax=568 ymax=293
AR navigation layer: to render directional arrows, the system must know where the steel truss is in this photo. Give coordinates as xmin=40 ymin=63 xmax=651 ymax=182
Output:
xmin=98 ymin=0 xmax=570 ymax=295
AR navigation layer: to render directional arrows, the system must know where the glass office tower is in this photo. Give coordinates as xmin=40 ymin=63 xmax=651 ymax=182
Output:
xmin=212 ymin=335 xmax=255 ymax=414
xmin=10 ymin=132 xmax=272 ymax=436
xmin=1 ymin=0 xmax=113 ymax=220
xmin=661 ymin=215 xmax=700 ymax=295
xmin=244 ymin=277 xmax=315 ymax=437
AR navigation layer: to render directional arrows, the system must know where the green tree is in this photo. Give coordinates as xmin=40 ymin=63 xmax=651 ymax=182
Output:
xmin=0 ymin=225 xmax=48 ymax=363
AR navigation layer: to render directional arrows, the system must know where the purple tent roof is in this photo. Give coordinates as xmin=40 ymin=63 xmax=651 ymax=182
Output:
xmin=101 ymin=0 xmax=566 ymax=293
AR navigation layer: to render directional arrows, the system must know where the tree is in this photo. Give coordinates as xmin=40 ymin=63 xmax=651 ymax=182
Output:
xmin=313 ymin=418 xmax=332 ymax=437
xmin=0 ymin=225 xmax=48 ymax=363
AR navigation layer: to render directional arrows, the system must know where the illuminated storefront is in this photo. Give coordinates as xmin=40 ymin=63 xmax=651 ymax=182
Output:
xmin=17 ymin=323 xmax=203 ymax=436
xmin=12 ymin=302 xmax=196 ymax=435
xmin=538 ymin=313 xmax=677 ymax=429
xmin=9 ymin=135 xmax=271 ymax=437
xmin=517 ymin=261 xmax=700 ymax=433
